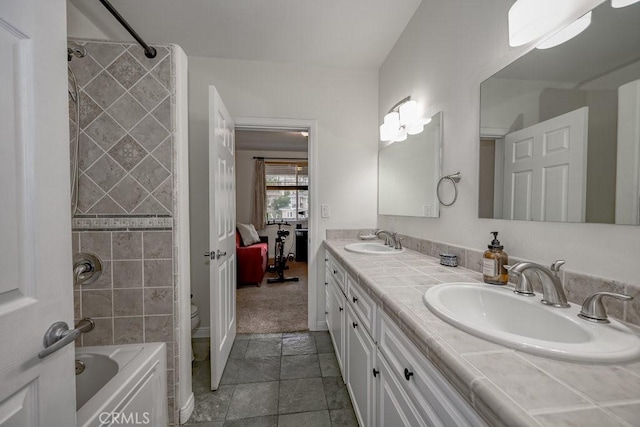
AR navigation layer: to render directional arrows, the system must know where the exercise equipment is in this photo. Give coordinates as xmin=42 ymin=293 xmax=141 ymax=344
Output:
xmin=266 ymin=220 xmax=299 ymax=283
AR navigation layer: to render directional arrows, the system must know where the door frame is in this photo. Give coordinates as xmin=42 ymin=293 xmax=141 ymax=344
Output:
xmin=233 ymin=116 xmax=319 ymax=330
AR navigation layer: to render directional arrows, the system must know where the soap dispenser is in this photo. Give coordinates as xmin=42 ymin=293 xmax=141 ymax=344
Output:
xmin=483 ymin=232 xmax=508 ymax=285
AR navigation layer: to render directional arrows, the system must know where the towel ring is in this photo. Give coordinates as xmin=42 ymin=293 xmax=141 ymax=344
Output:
xmin=437 ymin=172 xmax=461 ymax=207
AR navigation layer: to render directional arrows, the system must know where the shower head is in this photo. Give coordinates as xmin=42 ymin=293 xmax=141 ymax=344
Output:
xmin=67 ymin=44 xmax=87 ymax=62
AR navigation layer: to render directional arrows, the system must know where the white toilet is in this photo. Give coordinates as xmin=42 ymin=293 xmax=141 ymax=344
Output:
xmin=190 ymin=303 xmax=201 ymax=361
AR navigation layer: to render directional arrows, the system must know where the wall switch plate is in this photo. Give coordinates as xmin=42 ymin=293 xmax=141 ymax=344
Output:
xmin=321 ymin=204 xmax=330 ymax=218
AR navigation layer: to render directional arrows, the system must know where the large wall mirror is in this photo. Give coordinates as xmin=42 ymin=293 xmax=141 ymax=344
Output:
xmin=479 ymin=1 xmax=640 ymax=225
xmin=379 ymin=111 xmax=442 ymax=217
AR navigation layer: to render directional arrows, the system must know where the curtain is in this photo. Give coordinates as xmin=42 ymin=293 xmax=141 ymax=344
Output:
xmin=251 ymin=159 xmax=266 ymax=230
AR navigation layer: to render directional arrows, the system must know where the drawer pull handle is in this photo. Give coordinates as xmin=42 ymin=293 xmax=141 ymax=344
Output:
xmin=325 ymin=282 xmax=328 ymax=286
xmin=339 ymin=307 xmax=343 ymax=312
xmin=352 ymin=296 xmax=358 ymax=303
xmin=352 ymin=322 xmax=358 ymax=329
xmin=373 ymin=368 xmax=379 ymax=377
xmin=404 ymin=368 xmax=414 ymax=381
xmin=333 ymin=269 xmax=337 ymax=274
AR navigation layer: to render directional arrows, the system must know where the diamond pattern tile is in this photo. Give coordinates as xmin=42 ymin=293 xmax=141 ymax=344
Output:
xmin=107 ymin=93 xmax=147 ymax=131
xmin=151 ymin=177 xmax=172 ymax=213
xmin=130 ymin=74 xmax=169 ymax=111
xmin=107 ymin=51 xmax=147 ymax=89
xmin=84 ymin=113 xmax=126 ymax=152
xmin=129 ymin=115 xmax=169 ymax=152
xmin=71 ymin=40 xmax=174 ymax=215
xmin=130 ymin=45 xmax=170 ymax=71
xmin=85 ymin=154 xmax=127 ymax=192
xmin=132 ymin=195 xmax=170 ymax=215
xmin=69 ymin=54 xmax=102 ymax=88
xmin=78 ymin=132 xmax=104 ymax=172
xmin=108 ymin=135 xmax=147 ymax=171
xmin=87 ymin=195 xmax=126 ymax=214
xmin=150 ymin=138 xmax=171 ymax=170
xmin=130 ymin=156 xmax=170 ymax=193
xmin=85 ymin=42 xmax=126 ymax=68
xmin=78 ymin=91 xmax=103 ymax=128
xmin=150 ymin=56 xmax=171 ymax=90
xmin=77 ymin=173 xmax=105 ymax=213
xmin=109 ymin=175 xmax=148 ymax=211
xmin=83 ymin=71 xmax=125 ymax=109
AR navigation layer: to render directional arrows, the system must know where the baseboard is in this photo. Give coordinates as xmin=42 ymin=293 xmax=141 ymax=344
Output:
xmin=179 ymin=392 xmax=194 ymax=424
xmin=192 ymin=326 xmax=210 ymax=338
xmin=314 ymin=320 xmax=328 ymax=331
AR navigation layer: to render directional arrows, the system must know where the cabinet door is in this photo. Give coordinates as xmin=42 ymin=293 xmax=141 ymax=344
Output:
xmin=346 ymin=305 xmax=375 ymax=427
xmin=328 ymin=277 xmax=345 ymax=377
xmin=376 ymin=352 xmax=426 ymax=427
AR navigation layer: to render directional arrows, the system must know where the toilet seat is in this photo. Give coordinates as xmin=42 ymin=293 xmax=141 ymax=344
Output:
xmin=190 ymin=304 xmax=199 ymax=319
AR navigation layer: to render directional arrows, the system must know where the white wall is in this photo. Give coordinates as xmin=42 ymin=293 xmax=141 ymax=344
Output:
xmin=189 ymin=57 xmax=379 ymax=329
xmin=66 ymin=1 xmax=107 ymax=39
xmin=378 ymin=0 xmax=640 ymax=284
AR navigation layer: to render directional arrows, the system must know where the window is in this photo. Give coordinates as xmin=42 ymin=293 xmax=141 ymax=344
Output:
xmin=265 ymin=161 xmax=308 ymax=221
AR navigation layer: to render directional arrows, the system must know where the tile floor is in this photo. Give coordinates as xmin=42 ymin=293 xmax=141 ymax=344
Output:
xmin=186 ymin=331 xmax=358 ymax=427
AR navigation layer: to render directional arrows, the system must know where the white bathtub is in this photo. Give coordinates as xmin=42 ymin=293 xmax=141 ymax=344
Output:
xmin=76 ymin=343 xmax=168 ymax=427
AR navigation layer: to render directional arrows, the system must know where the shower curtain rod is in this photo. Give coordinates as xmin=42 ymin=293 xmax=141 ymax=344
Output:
xmin=99 ymin=0 xmax=157 ymax=58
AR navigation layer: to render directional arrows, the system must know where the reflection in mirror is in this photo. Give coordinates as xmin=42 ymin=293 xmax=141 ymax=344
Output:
xmin=479 ymin=1 xmax=640 ymax=225
xmin=379 ymin=111 xmax=442 ymax=217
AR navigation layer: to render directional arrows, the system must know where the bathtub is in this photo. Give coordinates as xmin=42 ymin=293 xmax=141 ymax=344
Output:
xmin=76 ymin=343 xmax=167 ymax=427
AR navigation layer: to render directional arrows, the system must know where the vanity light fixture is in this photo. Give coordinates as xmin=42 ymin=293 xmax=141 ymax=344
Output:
xmin=508 ymin=0 xmax=574 ymax=47
xmin=536 ymin=11 xmax=592 ymax=50
xmin=612 ymin=0 xmax=640 ymax=7
xmin=379 ymin=96 xmax=431 ymax=143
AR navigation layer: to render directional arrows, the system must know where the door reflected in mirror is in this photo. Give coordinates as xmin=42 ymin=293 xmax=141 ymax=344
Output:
xmin=479 ymin=1 xmax=640 ymax=225
xmin=379 ymin=111 xmax=442 ymax=217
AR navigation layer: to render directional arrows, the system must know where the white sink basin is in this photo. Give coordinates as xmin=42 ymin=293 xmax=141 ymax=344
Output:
xmin=344 ymin=242 xmax=405 ymax=255
xmin=423 ymin=283 xmax=640 ymax=363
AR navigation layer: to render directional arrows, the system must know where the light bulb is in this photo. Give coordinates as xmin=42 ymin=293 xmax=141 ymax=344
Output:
xmin=399 ymin=100 xmax=419 ymax=125
xmin=508 ymin=0 xmax=573 ymax=47
xmin=612 ymin=0 xmax=640 ymax=7
xmin=380 ymin=123 xmax=393 ymax=142
xmin=537 ymin=11 xmax=591 ymax=49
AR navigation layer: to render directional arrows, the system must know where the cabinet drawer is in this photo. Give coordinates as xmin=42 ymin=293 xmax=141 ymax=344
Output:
xmin=327 ymin=252 xmax=346 ymax=293
xmin=378 ymin=312 xmax=486 ymax=427
xmin=347 ymin=275 xmax=376 ymax=337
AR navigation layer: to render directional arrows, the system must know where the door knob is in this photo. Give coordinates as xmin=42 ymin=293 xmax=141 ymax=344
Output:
xmin=216 ymin=250 xmax=227 ymax=259
xmin=38 ymin=319 xmax=94 ymax=359
xmin=204 ymin=251 xmax=213 ymax=259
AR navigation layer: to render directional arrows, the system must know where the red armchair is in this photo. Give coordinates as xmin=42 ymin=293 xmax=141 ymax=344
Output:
xmin=236 ymin=232 xmax=268 ymax=286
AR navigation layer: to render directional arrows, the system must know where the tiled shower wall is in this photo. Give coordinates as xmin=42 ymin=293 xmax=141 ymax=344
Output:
xmin=69 ymin=39 xmax=180 ymax=425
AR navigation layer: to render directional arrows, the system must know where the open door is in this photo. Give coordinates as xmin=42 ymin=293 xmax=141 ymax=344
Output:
xmin=0 ymin=0 xmax=76 ymax=425
xmin=208 ymin=86 xmax=237 ymax=390
xmin=502 ymin=107 xmax=588 ymax=222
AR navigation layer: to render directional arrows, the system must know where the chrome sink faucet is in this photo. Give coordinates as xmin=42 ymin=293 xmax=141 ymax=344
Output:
xmin=375 ymin=229 xmax=396 ymax=247
xmin=506 ymin=260 xmax=569 ymax=308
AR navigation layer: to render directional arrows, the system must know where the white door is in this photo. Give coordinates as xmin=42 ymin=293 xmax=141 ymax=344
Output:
xmin=615 ymin=79 xmax=640 ymax=225
xmin=209 ymin=86 xmax=237 ymax=390
xmin=0 ymin=0 xmax=76 ymax=425
xmin=503 ymin=107 xmax=588 ymax=222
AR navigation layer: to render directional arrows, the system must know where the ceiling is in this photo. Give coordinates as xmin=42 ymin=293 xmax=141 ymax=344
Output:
xmin=69 ymin=0 xmax=422 ymax=69
xmin=236 ymin=129 xmax=308 ymax=152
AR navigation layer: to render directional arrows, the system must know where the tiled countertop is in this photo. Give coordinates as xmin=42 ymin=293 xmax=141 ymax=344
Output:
xmin=324 ymin=239 xmax=640 ymax=427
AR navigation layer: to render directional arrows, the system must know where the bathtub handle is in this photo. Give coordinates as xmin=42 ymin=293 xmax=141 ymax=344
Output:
xmin=38 ymin=318 xmax=94 ymax=359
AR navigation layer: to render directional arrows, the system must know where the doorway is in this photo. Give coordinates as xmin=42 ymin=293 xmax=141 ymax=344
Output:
xmin=234 ymin=118 xmax=318 ymax=334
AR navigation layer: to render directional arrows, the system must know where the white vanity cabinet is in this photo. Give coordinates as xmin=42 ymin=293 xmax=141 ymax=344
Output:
xmin=346 ymin=304 xmax=376 ymax=427
xmin=375 ymin=350 xmax=426 ymax=427
xmin=324 ymin=249 xmax=487 ymax=427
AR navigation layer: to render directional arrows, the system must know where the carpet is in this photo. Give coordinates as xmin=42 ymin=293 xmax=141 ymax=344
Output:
xmin=236 ymin=261 xmax=308 ymax=334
